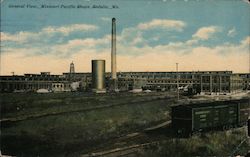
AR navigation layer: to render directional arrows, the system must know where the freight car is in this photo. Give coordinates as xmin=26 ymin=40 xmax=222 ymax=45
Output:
xmin=171 ymin=99 xmax=250 ymax=136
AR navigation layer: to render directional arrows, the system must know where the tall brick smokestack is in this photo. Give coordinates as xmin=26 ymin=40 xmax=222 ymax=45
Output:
xmin=111 ymin=18 xmax=117 ymax=80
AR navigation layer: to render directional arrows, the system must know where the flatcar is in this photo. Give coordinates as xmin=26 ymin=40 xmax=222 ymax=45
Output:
xmin=171 ymin=98 xmax=250 ymax=136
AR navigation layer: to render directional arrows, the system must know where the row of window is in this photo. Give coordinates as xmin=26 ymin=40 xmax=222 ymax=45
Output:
xmin=146 ymin=80 xmax=196 ymax=84
xmin=0 ymin=77 xmax=68 ymax=81
xmin=201 ymin=86 xmax=229 ymax=91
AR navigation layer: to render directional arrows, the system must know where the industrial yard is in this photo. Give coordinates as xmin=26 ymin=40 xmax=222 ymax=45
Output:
xmin=1 ymin=92 xmax=249 ymax=156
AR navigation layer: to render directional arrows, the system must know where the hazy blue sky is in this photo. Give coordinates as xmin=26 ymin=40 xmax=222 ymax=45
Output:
xmin=1 ymin=0 xmax=250 ymax=74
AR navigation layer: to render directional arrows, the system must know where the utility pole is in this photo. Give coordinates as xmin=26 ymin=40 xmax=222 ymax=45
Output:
xmin=249 ymin=50 xmax=250 ymax=73
xmin=176 ymin=63 xmax=179 ymax=100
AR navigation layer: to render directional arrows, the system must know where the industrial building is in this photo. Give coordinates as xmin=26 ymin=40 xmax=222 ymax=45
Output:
xmin=0 ymin=72 xmax=69 ymax=92
xmin=117 ymin=71 xmax=244 ymax=94
xmin=0 ymin=69 xmax=247 ymax=94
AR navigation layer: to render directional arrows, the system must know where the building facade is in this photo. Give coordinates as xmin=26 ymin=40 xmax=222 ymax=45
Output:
xmin=117 ymin=71 xmax=244 ymax=94
xmin=238 ymin=73 xmax=250 ymax=90
xmin=0 ymin=72 xmax=68 ymax=92
xmin=0 ymin=71 xmax=247 ymax=94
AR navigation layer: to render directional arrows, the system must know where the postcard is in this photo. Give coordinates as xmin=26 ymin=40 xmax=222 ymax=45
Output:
xmin=1 ymin=0 xmax=249 ymax=156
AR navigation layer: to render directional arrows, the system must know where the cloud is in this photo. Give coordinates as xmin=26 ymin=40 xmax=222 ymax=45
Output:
xmin=137 ymin=19 xmax=186 ymax=31
xmin=48 ymin=35 xmax=110 ymax=57
xmin=1 ymin=24 xmax=98 ymax=43
xmin=1 ymin=31 xmax=33 ymax=42
xmin=118 ymin=27 xmax=146 ymax=47
xmin=1 ymin=18 xmax=249 ymax=74
xmin=240 ymin=36 xmax=250 ymax=45
xmin=1 ymin=18 xmax=186 ymax=54
xmin=242 ymin=0 xmax=250 ymax=4
xmin=227 ymin=28 xmax=237 ymax=37
xmin=117 ymin=19 xmax=186 ymax=47
xmin=1 ymin=49 xmax=111 ymax=75
xmin=2 ymin=37 xmax=249 ymax=75
xmin=63 ymin=36 xmax=109 ymax=49
xmin=116 ymin=36 xmax=249 ymax=72
xmin=1 ymin=34 xmax=110 ymax=59
xmin=42 ymin=24 xmax=98 ymax=35
xmin=192 ymin=26 xmax=221 ymax=40
xmin=100 ymin=17 xmax=110 ymax=22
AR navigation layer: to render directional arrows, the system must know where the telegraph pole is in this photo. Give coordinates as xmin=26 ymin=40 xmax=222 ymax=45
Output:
xmin=176 ymin=63 xmax=179 ymax=100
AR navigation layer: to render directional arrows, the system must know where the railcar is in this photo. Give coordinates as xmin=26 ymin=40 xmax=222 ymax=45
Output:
xmin=171 ymin=99 xmax=250 ymax=136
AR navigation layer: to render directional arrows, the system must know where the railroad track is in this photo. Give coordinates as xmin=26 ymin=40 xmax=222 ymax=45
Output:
xmin=80 ymin=121 xmax=171 ymax=157
xmin=81 ymin=140 xmax=165 ymax=157
xmin=79 ymin=120 xmax=248 ymax=157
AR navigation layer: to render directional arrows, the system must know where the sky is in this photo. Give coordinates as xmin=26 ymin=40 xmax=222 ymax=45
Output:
xmin=0 ymin=0 xmax=250 ymax=75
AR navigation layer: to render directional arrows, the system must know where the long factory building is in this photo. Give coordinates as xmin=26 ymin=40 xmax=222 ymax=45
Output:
xmin=0 ymin=66 xmax=249 ymax=94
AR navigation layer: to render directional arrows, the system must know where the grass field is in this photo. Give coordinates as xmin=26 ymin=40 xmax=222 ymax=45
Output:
xmin=1 ymin=92 xmax=249 ymax=156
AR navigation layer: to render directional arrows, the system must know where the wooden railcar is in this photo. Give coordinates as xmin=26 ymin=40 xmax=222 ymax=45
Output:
xmin=171 ymin=99 xmax=250 ymax=136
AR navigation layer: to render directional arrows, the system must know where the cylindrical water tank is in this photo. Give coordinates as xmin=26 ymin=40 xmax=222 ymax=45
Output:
xmin=92 ymin=60 xmax=105 ymax=91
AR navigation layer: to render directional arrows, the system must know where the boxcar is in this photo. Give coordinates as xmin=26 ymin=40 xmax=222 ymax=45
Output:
xmin=172 ymin=99 xmax=250 ymax=136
